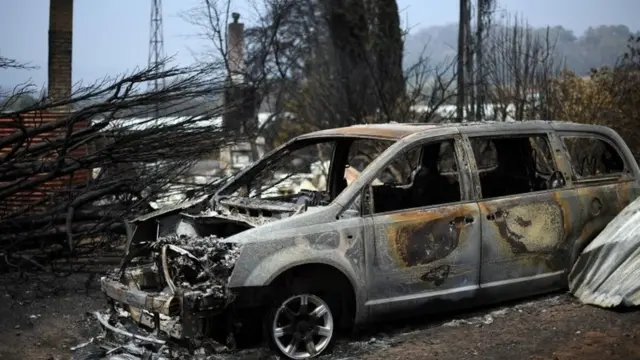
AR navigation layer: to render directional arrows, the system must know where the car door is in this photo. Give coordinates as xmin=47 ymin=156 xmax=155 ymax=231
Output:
xmin=467 ymin=131 xmax=579 ymax=302
xmin=557 ymin=132 xmax=640 ymax=265
xmin=364 ymin=135 xmax=481 ymax=317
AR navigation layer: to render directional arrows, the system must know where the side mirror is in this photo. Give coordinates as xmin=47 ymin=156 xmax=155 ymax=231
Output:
xmin=548 ymin=171 xmax=566 ymax=189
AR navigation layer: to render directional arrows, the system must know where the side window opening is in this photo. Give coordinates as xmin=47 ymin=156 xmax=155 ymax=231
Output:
xmin=345 ymin=139 xmax=396 ymax=186
xmin=470 ymin=135 xmax=561 ymax=199
xmin=377 ymin=147 xmax=420 ymax=186
xmin=472 ymin=140 xmax=498 ymax=173
xmin=367 ymin=139 xmax=462 ymax=214
xmin=561 ymin=136 xmax=626 ymax=179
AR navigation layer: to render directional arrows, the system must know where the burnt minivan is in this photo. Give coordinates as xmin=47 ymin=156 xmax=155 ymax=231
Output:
xmin=101 ymin=121 xmax=640 ymax=359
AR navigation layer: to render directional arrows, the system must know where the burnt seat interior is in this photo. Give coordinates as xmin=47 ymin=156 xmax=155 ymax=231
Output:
xmin=371 ymin=142 xmax=461 ymax=213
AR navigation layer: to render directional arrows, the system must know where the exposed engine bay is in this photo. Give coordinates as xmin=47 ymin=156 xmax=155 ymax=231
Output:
xmin=95 ymin=191 xmax=330 ymax=357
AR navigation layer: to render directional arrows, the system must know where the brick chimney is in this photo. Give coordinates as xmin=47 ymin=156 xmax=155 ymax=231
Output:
xmin=222 ymin=12 xmax=256 ymax=135
xmin=48 ymin=0 xmax=73 ymax=108
xmin=227 ymin=12 xmax=244 ymax=83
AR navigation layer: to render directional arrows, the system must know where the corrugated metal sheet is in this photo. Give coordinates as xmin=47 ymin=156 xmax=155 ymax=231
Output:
xmin=0 ymin=112 xmax=90 ymax=215
xmin=569 ymin=195 xmax=640 ymax=307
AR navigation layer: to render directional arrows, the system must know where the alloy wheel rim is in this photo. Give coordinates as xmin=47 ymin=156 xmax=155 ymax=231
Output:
xmin=272 ymin=294 xmax=334 ymax=359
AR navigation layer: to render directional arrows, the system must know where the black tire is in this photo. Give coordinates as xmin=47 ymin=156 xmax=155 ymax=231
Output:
xmin=233 ymin=307 xmax=266 ymax=348
xmin=264 ymin=282 xmax=340 ymax=359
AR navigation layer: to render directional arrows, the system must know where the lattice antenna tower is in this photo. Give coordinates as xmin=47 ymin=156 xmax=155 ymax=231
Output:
xmin=148 ymin=0 xmax=165 ymax=93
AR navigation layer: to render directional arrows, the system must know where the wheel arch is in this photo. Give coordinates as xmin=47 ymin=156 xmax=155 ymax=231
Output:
xmin=267 ymin=261 xmax=361 ymax=326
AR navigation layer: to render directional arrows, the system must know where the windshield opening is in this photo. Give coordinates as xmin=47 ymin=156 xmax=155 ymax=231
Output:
xmin=218 ymin=137 xmax=397 ymax=208
xmin=219 ymin=139 xmax=336 ymax=204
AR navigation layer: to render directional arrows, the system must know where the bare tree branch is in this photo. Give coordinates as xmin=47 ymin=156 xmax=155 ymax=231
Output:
xmin=0 ymin=59 xmax=239 ymax=273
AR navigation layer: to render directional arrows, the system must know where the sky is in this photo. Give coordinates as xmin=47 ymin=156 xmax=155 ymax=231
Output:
xmin=1 ymin=0 xmax=638 ymax=88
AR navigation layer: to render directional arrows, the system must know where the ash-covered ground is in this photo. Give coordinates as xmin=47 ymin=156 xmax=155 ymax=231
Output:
xmin=1 ymin=271 xmax=639 ymax=360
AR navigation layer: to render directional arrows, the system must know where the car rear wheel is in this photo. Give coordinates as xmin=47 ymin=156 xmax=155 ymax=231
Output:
xmin=265 ymin=293 xmax=336 ymax=359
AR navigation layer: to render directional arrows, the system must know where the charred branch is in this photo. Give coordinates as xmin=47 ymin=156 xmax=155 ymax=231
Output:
xmin=0 ymin=61 xmax=241 ymax=271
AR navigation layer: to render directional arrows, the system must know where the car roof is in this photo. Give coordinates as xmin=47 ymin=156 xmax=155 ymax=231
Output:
xmin=295 ymin=121 xmax=611 ymax=141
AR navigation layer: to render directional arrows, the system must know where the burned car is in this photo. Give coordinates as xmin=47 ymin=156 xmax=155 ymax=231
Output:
xmin=101 ymin=121 xmax=640 ymax=359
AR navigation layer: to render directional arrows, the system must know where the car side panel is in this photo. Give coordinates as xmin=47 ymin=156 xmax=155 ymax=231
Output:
xmin=571 ymin=181 xmax=638 ymax=260
xmin=550 ymin=130 xmax=640 ymax=265
xmin=363 ymin=135 xmax=482 ymax=318
xmin=468 ymin=131 xmax=580 ymax=301
xmin=477 ymin=189 xmax=578 ymax=299
xmin=365 ymin=202 xmax=482 ymax=318
xmin=226 ymin=212 xmax=370 ymax=324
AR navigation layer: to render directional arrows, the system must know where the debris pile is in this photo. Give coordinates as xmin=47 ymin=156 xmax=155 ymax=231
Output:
xmin=569 ymin=196 xmax=640 ymax=308
xmin=72 ymin=309 xmax=227 ymax=360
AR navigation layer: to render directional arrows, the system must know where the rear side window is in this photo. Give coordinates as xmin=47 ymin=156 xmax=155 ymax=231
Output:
xmin=561 ymin=136 xmax=626 ymax=179
xmin=470 ymin=136 xmax=554 ymax=175
xmin=469 ymin=135 xmax=560 ymax=199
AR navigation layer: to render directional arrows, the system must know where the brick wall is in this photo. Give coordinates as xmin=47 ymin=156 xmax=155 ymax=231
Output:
xmin=0 ymin=112 xmax=90 ymax=216
xmin=0 ymin=1 xmax=84 ymax=217
xmin=48 ymin=0 xmax=73 ymax=107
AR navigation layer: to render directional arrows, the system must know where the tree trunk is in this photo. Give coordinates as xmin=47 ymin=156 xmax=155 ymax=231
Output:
xmin=322 ymin=0 xmax=376 ymax=124
xmin=371 ymin=0 xmax=405 ymax=118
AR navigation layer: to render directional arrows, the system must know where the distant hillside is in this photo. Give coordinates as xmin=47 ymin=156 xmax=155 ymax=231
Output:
xmin=404 ymin=23 xmax=639 ymax=75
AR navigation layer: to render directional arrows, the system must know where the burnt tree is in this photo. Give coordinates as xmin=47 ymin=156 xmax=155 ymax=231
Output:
xmin=0 ymin=62 xmax=237 ymax=273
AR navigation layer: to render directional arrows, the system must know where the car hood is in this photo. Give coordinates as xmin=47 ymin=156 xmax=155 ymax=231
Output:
xmin=219 ymin=205 xmax=330 ymax=245
xmin=127 ymin=193 xmax=337 ymax=247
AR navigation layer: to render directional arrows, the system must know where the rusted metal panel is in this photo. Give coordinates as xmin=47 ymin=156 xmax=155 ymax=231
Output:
xmin=298 ymin=124 xmax=437 ymax=140
xmin=569 ymin=195 xmax=640 ymax=307
xmin=293 ymin=120 xmax=636 ymax=150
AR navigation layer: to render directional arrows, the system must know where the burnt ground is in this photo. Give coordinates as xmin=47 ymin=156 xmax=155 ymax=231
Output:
xmin=0 ymin=272 xmax=639 ymax=360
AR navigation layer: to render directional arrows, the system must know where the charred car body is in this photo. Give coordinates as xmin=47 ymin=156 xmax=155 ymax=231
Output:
xmin=101 ymin=121 xmax=640 ymax=359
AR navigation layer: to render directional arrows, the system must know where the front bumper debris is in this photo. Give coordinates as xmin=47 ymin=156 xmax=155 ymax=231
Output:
xmin=93 ymin=310 xmax=166 ymax=345
xmin=101 ymin=277 xmax=179 ymax=317
xmin=101 ymin=273 xmax=233 ymax=340
xmin=101 ymin=277 xmax=186 ymax=339
xmin=100 ymin=234 xmax=241 ymax=341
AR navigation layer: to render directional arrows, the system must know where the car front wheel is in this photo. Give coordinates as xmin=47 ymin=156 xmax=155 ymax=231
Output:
xmin=266 ymin=293 xmax=336 ymax=359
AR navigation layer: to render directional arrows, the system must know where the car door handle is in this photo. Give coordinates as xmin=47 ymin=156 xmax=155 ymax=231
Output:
xmin=486 ymin=210 xmax=507 ymax=221
xmin=449 ymin=216 xmax=475 ymax=226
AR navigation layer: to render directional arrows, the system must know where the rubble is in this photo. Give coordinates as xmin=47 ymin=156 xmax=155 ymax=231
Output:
xmin=72 ymin=308 xmax=232 ymax=359
xmin=441 ymin=296 xmax=567 ymax=328
xmin=569 ymin=196 xmax=640 ymax=308
xmin=443 ymin=314 xmax=495 ymax=327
